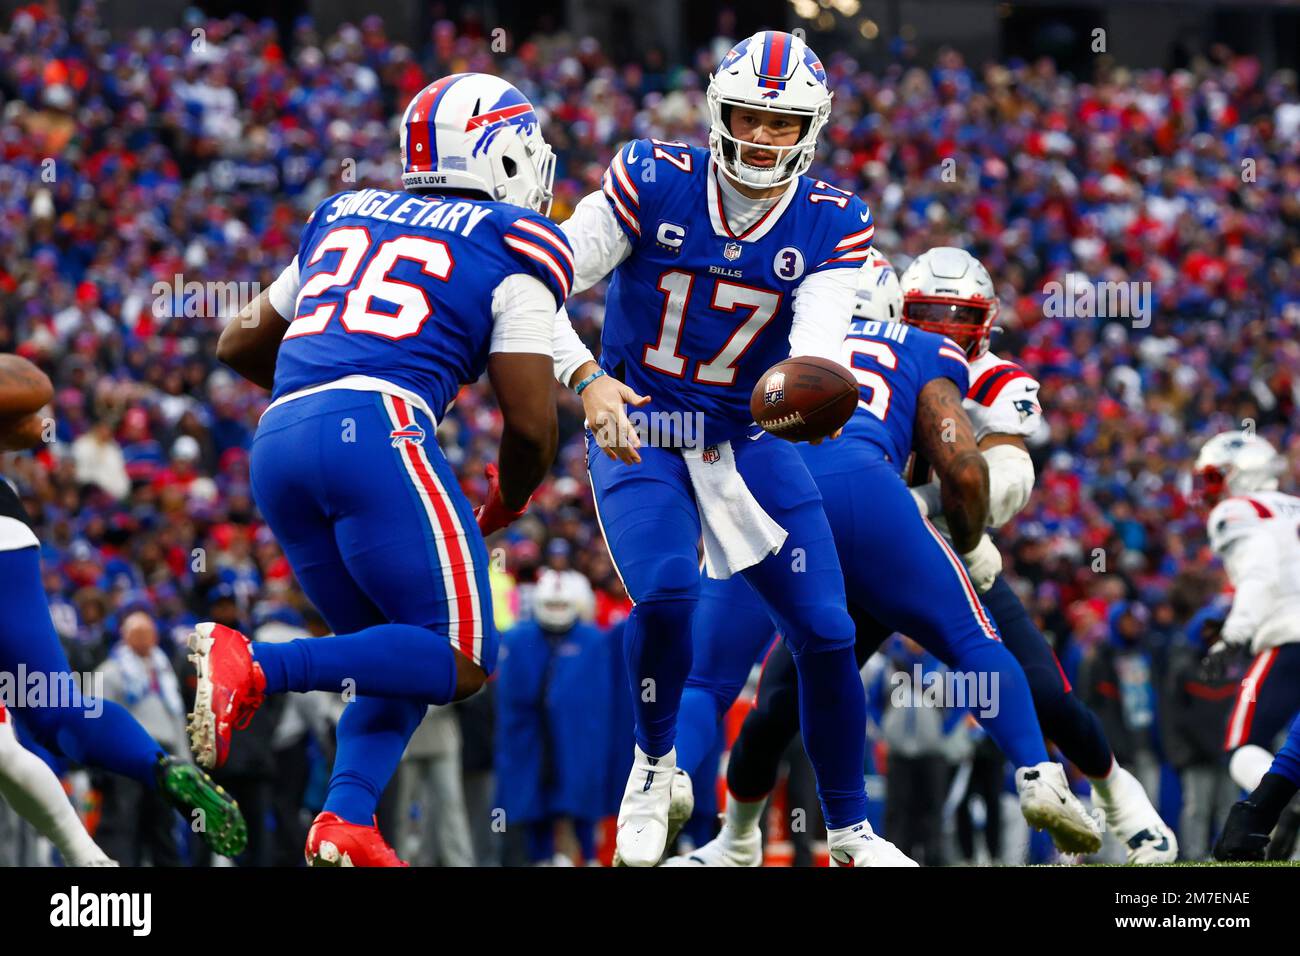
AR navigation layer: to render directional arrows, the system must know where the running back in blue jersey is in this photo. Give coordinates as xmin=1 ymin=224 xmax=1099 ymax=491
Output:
xmin=832 ymin=318 xmax=971 ymax=472
xmin=273 ymin=187 xmax=574 ymax=416
xmin=598 ymin=139 xmax=875 ymax=444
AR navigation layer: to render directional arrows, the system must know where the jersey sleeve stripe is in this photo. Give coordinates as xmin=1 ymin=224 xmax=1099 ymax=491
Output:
xmin=835 ymin=226 xmax=876 ymax=250
xmin=503 ymin=236 xmax=573 ymax=300
xmin=939 ymin=346 xmax=969 ymax=365
xmin=602 ymin=170 xmax=641 ymax=236
xmin=1242 ymin=497 xmax=1274 ymax=518
xmin=611 ymin=149 xmax=640 ymax=206
xmin=508 ymin=219 xmax=575 ymax=272
xmin=973 ymin=367 xmax=1032 ymax=405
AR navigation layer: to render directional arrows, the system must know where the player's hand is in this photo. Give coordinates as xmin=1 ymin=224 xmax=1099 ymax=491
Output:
xmin=960 ymin=534 xmax=1002 ymax=594
xmin=582 ymin=374 xmax=650 ymax=465
xmin=475 ymin=463 xmax=527 ymax=536
xmin=807 ymin=427 xmax=843 ymax=447
xmin=1198 ymin=640 xmax=1236 ymax=682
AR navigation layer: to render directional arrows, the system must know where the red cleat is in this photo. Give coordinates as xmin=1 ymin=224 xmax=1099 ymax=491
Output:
xmin=186 ymin=622 xmax=266 ymax=770
xmin=305 ymin=812 xmax=409 ymax=867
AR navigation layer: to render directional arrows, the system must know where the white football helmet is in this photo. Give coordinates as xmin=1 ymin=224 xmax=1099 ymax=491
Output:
xmin=400 ymin=73 xmax=556 ymax=214
xmin=706 ymin=31 xmax=832 ymax=190
xmin=532 ymin=569 xmax=593 ymax=633
xmin=1194 ymin=431 xmax=1285 ymax=506
xmin=899 ymin=247 xmax=999 ymax=357
xmin=853 ymin=249 xmax=903 ymax=322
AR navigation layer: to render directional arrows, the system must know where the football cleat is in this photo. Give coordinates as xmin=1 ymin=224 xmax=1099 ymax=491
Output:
xmin=661 ymin=824 xmax=762 ymax=867
xmin=305 ymin=812 xmax=408 ymax=867
xmin=827 ymin=822 xmax=919 ymax=867
xmin=156 ymin=754 xmax=248 ymax=857
xmin=1090 ymin=766 xmax=1177 ymax=864
xmin=614 ymin=745 xmax=676 ymax=867
xmin=1017 ymin=762 xmax=1103 ymax=855
xmin=663 ymin=769 xmax=695 ymax=852
xmin=1214 ymin=799 xmax=1272 ymax=862
xmin=187 ymin=622 xmax=266 ymax=770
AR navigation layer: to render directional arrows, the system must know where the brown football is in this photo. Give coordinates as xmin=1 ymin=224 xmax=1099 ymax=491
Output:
xmin=750 ymin=356 xmax=858 ymax=442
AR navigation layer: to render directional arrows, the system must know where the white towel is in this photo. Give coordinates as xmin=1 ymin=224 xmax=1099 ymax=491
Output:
xmin=682 ymin=439 xmax=788 ymax=579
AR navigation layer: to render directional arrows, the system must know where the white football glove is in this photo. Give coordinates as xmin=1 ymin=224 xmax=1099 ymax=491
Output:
xmin=960 ymin=534 xmax=1002 ymax=594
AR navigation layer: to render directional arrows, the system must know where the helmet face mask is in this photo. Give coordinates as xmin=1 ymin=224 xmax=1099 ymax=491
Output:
xmin=399 ymin=73 xmax=555 ymax=214
xmin=706 ymin=31 xmax=832 ymax=191
xmin=901 ymin=295 xmax=997 ymax=356
xmin=1193 ymin=432 xmax=1284 ymax=508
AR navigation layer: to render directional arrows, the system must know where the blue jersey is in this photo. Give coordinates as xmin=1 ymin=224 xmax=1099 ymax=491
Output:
xmin=273 ymin=187 xmax=574 ymax=417
xmin=598 ymin=139 xmax=876 ymax=444
xmin=829 ymin=319 xmax=970 ymax=473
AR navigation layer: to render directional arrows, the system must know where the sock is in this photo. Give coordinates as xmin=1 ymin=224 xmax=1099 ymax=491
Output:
xmin=956 ymin=641 xmax=1049 ymax=769
xmin=1252 ymin=773 xmax=1300 ymax=819
xmin=674 ymin=686 xmax=722 ymax=778
xmin=573 ymin=818 xmax=597 ymax=862
xmin=0 ymin=719 xmax=108 ymax=865
xmin=623 ymin=598 xmax=695 ymax=757
xmin=254 ymin=623 xmax=458 ymax=703
xmin=1273 ymin=720 xmax=1300 ymax=789
xmin=526 ymin=820 xmax=555 ymax=863
xmin=43 ymin=700 xmax=165 ymax=788
xmin=791 ymin=645 xmax=868 ymax=830
xmin=324 ymin=696 xmax=427 ymax=825
xmin=1089 ymin=756 xmax=1121 ymax=796
xmin=725 ymin=789 xmax=767 ymax=833
xmin=1230 ymin=745 xmax=1274 ymax=793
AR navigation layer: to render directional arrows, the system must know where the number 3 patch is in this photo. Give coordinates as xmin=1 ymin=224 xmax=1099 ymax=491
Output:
xmin=774 ymin=247 xmax=805 ymax=281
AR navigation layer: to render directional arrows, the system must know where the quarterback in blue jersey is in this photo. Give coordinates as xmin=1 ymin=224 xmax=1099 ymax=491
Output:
xmin=201 ymin=73 xmax=570 ymax=865
xmin=665 ymin=251 xmax=1102 ymax=865
xmin=550 ymin=30 xmax=884 ymax=866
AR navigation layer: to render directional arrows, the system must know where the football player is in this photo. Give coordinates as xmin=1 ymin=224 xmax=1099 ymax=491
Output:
xmin=1215 ymin=714 xmax=1300 ymax=861
xmin=199 ymin=73 xmax=572 ymax=864
xmin=548 ymin=30 xmax=884 ymax=866
xmin=0 ymin=356 xmax=245 ymax=862
xmin=1194 ymin=433 xmax=1300 ymax=798
xmin=666 ymin=251 xmax=1102 ymax=865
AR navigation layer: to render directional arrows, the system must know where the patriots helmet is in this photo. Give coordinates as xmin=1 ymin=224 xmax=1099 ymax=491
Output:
xmin=400 ymin=73 xmax=556 ymax=214
xmin=899 ymin=247 xmax=999 ymax=358
xmin=707 ymin=30 xmax=833 ymax=190
xmin=1194 ymin=431 xmax=1285 ymax=507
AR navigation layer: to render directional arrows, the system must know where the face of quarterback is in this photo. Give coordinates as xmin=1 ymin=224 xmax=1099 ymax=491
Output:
xmin=727 ymin=106 xmax=802 ymax=193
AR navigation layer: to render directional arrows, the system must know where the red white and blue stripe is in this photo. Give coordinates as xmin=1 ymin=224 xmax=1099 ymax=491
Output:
xmin=402 ymin=74 xmax=468 ymax=175
xmin=756 ymin=31 xmax=794 ymax=90
xmin=820 ymin=220 xmax=877 ymax=268
xmin=970 ymin=362 xmax=1031 ymax=406
xmin=504 ymin=216 xmax=575 ymax=304
xmin=602 ymin=141 xmax=642 ymax=237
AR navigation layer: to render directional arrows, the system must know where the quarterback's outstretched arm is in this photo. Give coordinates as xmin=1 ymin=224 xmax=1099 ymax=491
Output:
xmin=914 ymin=377 xmax=989 ymax=554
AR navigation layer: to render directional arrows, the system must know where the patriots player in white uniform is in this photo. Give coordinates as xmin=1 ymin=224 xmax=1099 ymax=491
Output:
xmin=550 ymin=31 xmax=887 ymax=866
xmin=900 ymin=247 xmax=1177 ymax=863
xmin=1195 ymin=433 xmax=1300 ymax=794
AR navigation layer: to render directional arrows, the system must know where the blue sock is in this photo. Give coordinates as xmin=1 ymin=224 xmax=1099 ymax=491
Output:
xmin=674 ymin=686 xmax=722 ymax=777
xmin=324 ymin=695 xmax=427 ymax=825
xmin=1274 ymin=716 xmax=1300 ymax=789
xmin=0 ymin=548 xmax=164 ymax=787
xmin=623 ymin=598 xmax=695 ymax=757
xmin=792 ymin=645 xmax=868 ymax=829
xmin=573 ymin=818 xmax=597 ymax=862
xmin=253 ymin=623 xmax=457 ymax=703
xmin=526 ymin=820 xmax=555 ymax=863
xmin=955 ymin=641 xmax=1049 ymax=768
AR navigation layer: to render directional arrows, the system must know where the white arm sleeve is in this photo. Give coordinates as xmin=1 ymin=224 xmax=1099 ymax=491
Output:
xmin=551 ymin=304 xmax=595 ymax=387
xmin=984 ymin=443 xmax=1036 ymax=528
xmin=266 ymin=256 xmax=301 ymax=320
xmin=559 ymin=190 xmax=632 ymax=295
xmin=789 ymin=267 xmax=856 ymax=362
xmin=1221 ymin=529 xmax=1278 ymax=646
xmin=489 ymin=273 xmax=557 ymax=357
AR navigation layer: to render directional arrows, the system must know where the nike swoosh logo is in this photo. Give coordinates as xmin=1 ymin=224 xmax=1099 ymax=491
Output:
xmin=627 ymin=145 xmax=639 ymax=164
xmin=860 ymin=210 xmax=870 ymax=222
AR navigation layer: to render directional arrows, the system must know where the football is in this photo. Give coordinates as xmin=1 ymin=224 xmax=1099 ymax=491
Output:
xmin=750 ymin=356 xmax=859 ymax=442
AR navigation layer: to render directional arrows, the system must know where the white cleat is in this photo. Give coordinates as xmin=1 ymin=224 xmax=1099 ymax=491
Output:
xmin=614 ymin=746 xmax=676 ymax=867
xmin=827 ymin=822 xmax=919 ymax=867
xmin=1017 ymin=762 xmax=1103 ymax=855
xmin=662 ymin=824 xmax=762 ymax=867
xmin=1091 ymin=767 xmax=1178 ymax=864
xmin=664 ymin=769 xmax=695 ymax=850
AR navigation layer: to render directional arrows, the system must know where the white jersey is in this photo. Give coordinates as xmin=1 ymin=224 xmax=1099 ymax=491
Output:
xmin=1207 ymin=490 xmax=1300 ymax=653
xmin=963 ymin=349 xmax=1043 ymax=442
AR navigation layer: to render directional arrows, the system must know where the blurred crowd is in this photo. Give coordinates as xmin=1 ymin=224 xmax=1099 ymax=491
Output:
xmin=1 ymin=0 xmax=1298 ymax=863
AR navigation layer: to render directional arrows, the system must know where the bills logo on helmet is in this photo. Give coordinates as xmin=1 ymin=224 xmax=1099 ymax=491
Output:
xmin=466 ymin=88 xmax=539 ymax=157
xmin=802 ymin=47 xmax=827 ymax=85
xmin=719 ymin=37 xmax=753 ymax=71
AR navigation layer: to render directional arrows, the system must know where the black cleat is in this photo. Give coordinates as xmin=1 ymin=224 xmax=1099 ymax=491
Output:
xmin=1213 ymin=799 xmax=1270 ymax=862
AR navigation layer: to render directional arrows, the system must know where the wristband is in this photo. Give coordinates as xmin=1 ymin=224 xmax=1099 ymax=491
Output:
xmin=574 ymin=368 xmax=606 ymax=395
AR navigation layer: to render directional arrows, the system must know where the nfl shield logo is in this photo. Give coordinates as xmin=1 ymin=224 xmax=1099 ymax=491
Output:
xmin=702 ymin=445 xmax=721 ymax=464
xmin=763 ymin=372 xmax=786 ymax=408
xmin=723 ymin=242 xmax=742 ymax=261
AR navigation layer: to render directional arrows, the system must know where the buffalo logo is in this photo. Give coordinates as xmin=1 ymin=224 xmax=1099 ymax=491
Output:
xmin=702 ymin=445 xmax=721 ymax=465
xmin=390 ymin=421 xmax=426 ymax=447
xmin=723 ymin=241 xmax=742 ymax=261
xmin=764 ymin=371 xmax=786 ymax=408
xmin=465 ymin=89 xmax=539 ymax=157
